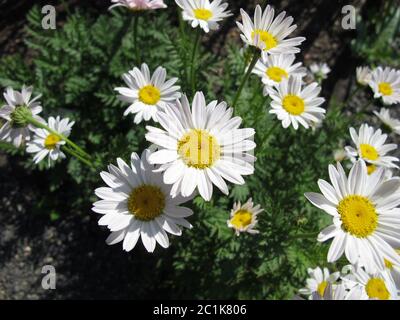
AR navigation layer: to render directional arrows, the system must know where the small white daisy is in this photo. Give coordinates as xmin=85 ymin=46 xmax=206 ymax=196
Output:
xmin=384 ymin=254 xmax=400 ymax=293
xmin=175 ymin=0 xmax=232 ymax=33
xmin=345 ymin=123 xmax=399 ymax=169
xmin=92 ymin=149 xmax=193 ymax=253
xmin=298 ymin=266 xmax=340 ymax=299
xmin=356 ymin=66 xmax=372 ymax=86
xmin=266 ymin=75 xmax=326 ymax=130
xmin=109 ymin=0 xmax=167 ymax=11
xmin=309 ymin=62 xmax=331 ymax=80
xmin=343 ymin=265 xmax=398 ymax=300
xmin=305 ymin=160 xmax=400 ymax=273
xmin=0 ymin=86 xmax=43 ymax=147
xmin=145 ymin=92 xmax=256 ymax=201
xmin=115 ymin=63 xmax=181 ymax=124
xmin=26 ymin=116 xmax=74 ymax=166
xmin=227 ymin=198 xmax=262 ymax=236
xmin=252 ymin=53 xmax=306 ymax=87
xmin=237 ymin=5 xmax=306 ymax=54
xmin=374 ymin=108 xmax=400 ymax=135
xmin=369 ymin=67 xmax=400 ymax=105
xmin=295 ymin=283 xmax=363 ymax=300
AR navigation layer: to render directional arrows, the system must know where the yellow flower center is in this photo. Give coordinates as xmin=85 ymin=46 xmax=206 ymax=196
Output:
xmin=337 ymin=195 xmax=378 ymax=238
xmin=177 ymin=129 xmax=220 ymax=169
xmin=44 ymin=134 xmax=61 ymax=150
xmin=365 ymin=278 xmax=390 ymax=300
xmin=366 ymin=164 xmax=377 ymax=175
xmin=266 ymin=67 xmax=288 ymax=82
xmin=127 ymin=185 xmax=165 ymax=221
xmin=282 ymin=95 xmax=305 ymax=115
xmin=378 ymin=82 xmax=393 ymax=96
xmin=251 ymin=29 xmax=278 ymax=50
xmin=317 ymin=281 xmax=328 ymax=297
xmin=194 ymin=8 xmax=213 ymax=21
xmin=384 ymin=259 xmax=393 ymax=270
xmin=230 ymin=210 xmax=253 ymax=229
xmin=138 ymin=85 xmax=161 ymax=105
xmin=360 ymin=144 xmax=379 ymax=161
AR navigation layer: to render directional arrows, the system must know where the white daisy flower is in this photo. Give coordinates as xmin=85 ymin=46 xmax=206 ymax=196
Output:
xmin=92 ymin=149 xmax=193 ymax=253
xmin=309 ymin=62 xmax=331 ymax=80
xmin=295 ymin=283 xmax=363 ymax=300
xmin=175 ymin=0 xmax=232 ymax=33
xmin=115 ymin=63 xmax=181 ymax=124
xmin=298 ymin=267 xmax=340 ymax=299
xmin=345 ymin=123 xmax=399 ymax=169
xmin=384 ymin=254 xmax=400 ymax=293
xmin=0 ymin=86 xmax=43 ymax=147
xmin=305 ymin=160 xmax=400 ymax=273
xmin=26 ymin=116 xmax=74 ymax=166
xmin=145 ymin=92 xmax=256 ymax=201
xmin=266 ymin=75 xmax=326 ymax=130
xmin=374 ymin=108 xmax=400 ymax=135
xmin=356 ymin=66 xmax=372 ymax=86
xmin=109 ymin=0 xmax=167 ymax=11
xmin=236 ymin=5 xmax=306 ymax=54
xmin=252 ymin=53 xmax=306 ymax=87
xmin=227 ymin=198 xmax=262 ymax=236
xmin=343 ymin=265 xmax=398 ymax=300
xmin=369 ymin=67 xmax=400 ymax=105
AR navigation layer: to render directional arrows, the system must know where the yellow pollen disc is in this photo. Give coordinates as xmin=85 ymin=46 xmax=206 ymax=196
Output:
xmin=365 ymin=278 xmax=390 ymax=300
xmin=138 ymin=85 xmax=161 ymax=105
xmin=366 ymin=164 xmax=377 ymax=175
xmin=194 ymin=8 xmax=213 ymax=21
xmin=251 ymin=29 xmax=278 ymax=50
xmin=177 ymin=129 xmax=220 ymax=169
xmin=230 ymin=210 xmax=253 ymax=229
xmin=282 ymin=95 xmax=305 ymax=115
xmin=266 ymin=67 xmax=288 ymax=82
xmin=360 ymin=144 xmax=379 ymax=161
xmin=127 ymin=185 xmax=165 ymax=221
xmin=337 ymin=195 xmax=378 ymax=238
xmin=44 ymin=134 xmax=61 ymax=150
xmin=378 ymin=82 xmax=393 ymax=96
xmin=317 ymin=281 xmax=328 ymax=297
xmin=384 ymin=259 xmax=393 ymax=270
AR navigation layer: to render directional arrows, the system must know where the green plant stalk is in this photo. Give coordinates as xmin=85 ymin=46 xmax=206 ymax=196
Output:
xmin=260 ymin=120 xmax=279 ymax=149
xmin=62 ymin=146 xmax=94 ymax=168
xmin=26 ymin=116 xmax=91 ymax=160
xmin=232 ymin=50 xmax=261 ymax=109
xmin=133 ymin=13 xmax=141 ymax=65
xmin=190 ymin=28 xmax=202 ymax=95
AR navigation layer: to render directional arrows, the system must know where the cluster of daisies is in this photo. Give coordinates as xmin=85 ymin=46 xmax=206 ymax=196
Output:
xmin=300 ymin=65 xmax=400 ymax=300
xmin=0 ymin=86 xmax=75 ymax=166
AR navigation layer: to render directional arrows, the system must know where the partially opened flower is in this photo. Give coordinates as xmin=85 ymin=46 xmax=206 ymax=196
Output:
xmin=298 ymin=267 xmax=340 ymax=299
xmin=92 ymin=149 xmax=193 ymax=253
xmin=0 ymin=86 xmax=43 ymax=147
xmin=227 ymin=198 xmax=262 ymax=235
xmin=252 ymin=53 xmax=306 ymax=87
xmin=26 ymin=116 xmax=74 ymax=166
xmin=146 ymin=92 xmax=256 ymax=201
xmin=345 ymin=123 xmax=399 ymax=169
xmin=356 ymin=66 xmax=372 ymax=86
xmin=374 ymin=108 xmax=400 ymax=135
xmin=266 ymin=75 xmax=325 ymax=130
xmin=369 ymin=67 xmax=400 ymax=105
xmin=237 ymin=5 xmax=305 ymax=54
xmin=305 ymin=160 xmax=400 ymax=273
xmin=115 ymin=63 xmax=181 ymax=124
xmin=175 ymin=0 xmax=232 ymax=33
xmin=109 ymin=0 xmax=167 ymax=11
xmin=309 ymin=63 xmax=331 ymax=80
xmin=342 ymin=266 xmax=398 ymax=300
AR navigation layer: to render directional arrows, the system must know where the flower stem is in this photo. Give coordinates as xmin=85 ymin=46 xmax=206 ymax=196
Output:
xmin=26 ymin=116 xmax=91 ymax=160
xmin=62 ymin=146 xmax=94 ymax=168
xmin=260 ymin=120 xmax=279 ymax=149
xmin=190 ymin=28 xmax=202 ymax=95
xmin=231 ymin=50 xmax=261 ymax=109
xmin=133 ymin=13 xmax=141 ymax=65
